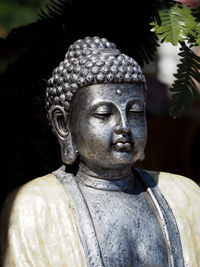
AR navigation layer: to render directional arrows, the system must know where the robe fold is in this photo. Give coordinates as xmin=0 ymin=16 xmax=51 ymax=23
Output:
xmin=0 ymin=169 xmax=200 ymax=267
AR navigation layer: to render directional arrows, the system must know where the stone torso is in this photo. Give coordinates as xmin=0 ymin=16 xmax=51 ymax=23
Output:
xmin=77 ymin=173 xmax=169 ymax=267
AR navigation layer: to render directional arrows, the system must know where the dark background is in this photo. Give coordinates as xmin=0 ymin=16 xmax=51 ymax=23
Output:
xmin=0 ymin=0 xmax=200 ymax=207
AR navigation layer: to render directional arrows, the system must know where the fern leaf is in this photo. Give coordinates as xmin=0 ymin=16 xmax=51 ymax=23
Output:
xmin=38 ymin=0 xmax=71 ymax=20
xmin=191 ymin=23 xmax=200 ymax=46
xmin=170 ymin=43 xmax=200 ymax=117
xmin=151 ymin=3 xmax=197 ymax=45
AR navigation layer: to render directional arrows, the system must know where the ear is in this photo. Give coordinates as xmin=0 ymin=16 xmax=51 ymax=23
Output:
xmin=49 ymin=106 xmax=77 ymax=165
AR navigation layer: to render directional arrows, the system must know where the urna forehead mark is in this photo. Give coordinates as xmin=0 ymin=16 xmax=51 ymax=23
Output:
xmin=116 ymin=89 xmax=122 ymax=95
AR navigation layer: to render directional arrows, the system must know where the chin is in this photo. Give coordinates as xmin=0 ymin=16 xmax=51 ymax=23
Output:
xmin=100 ymin=153 xmax=137 ymax=170
xmin=112 ymin=150 xmax=139 ymax=162
xmin=84 ymin=149 xmax=140 ymax=170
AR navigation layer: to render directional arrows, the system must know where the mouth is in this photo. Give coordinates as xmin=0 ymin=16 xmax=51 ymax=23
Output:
xmin=112 ymin=138 xmax=132 ymax=151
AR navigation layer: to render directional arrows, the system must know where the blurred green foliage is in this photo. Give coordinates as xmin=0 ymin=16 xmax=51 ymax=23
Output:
xmin=151 ymin=3 xmax=200 ymax=117
xmin=0 ymin=0 xmax=48 ymax=34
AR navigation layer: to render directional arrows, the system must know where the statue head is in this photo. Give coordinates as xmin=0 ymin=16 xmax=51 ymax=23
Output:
xmin=46 ymin=36 xmax=147 ymax=172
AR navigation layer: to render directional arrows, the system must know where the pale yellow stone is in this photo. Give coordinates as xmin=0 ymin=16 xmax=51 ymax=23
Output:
xmin=1 ymin=171 xmax=200 ymax=266
xmin=0 ymin=174 xmax=87 ymax=267
xmin=149 ymin=171 xmax=200 ymax=267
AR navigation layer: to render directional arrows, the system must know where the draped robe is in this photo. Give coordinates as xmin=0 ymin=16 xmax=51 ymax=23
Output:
xmin=1 ymin=167 xmax=200 ymax=267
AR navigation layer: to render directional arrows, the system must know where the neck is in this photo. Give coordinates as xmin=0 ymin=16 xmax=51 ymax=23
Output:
xmin=77 ymin=161 xmax=133 ymax=181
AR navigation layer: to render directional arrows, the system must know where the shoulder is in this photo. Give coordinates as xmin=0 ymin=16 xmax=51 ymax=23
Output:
xmin=136 ymin=168 xmax=200 ymax=208
xmin=2 ymin=174 xmax=63 ymax=212
xmin=0 ymin=174 xmax=88 ymax=266
xmin=0 ymin=173 xmax=71 ymax=230
xmin=0 ymin=172 xmax=74 ymax=249
xmin=145 ymin=170 xmax=200 ymax=212
xmin=146 ymin=170 xmax=200 ymax=202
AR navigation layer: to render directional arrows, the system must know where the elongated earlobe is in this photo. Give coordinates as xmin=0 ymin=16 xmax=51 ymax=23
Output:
xmin=59 ymin=133 xmax=77 ymax=165
xmin=49 ymin=106 xmax=77 ymax=165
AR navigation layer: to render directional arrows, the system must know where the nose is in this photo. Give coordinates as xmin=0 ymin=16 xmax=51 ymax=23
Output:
xmin=114 ymin=111 xmax=130 ymax=134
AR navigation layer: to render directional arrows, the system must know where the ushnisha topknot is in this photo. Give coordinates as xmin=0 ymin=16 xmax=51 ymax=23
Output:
xmin=46 ymin=36 xmax=147 ymax=115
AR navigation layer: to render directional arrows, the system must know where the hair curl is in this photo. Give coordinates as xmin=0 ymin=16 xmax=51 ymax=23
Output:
xmin=46 ymin=36 xmax=147 ymax=119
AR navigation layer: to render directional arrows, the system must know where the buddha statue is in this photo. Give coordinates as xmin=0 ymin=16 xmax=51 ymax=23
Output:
xmin=1 ymin=36 xmax=200 ymax=267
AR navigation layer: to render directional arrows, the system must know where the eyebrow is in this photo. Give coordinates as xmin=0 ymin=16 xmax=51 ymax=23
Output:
xmin=88 ymin=101 xmax=112 ymax=113
xmin=88 ymin=98 xmax=145 ymax=112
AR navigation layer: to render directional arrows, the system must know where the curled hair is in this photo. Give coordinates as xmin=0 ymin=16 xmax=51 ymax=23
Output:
xmin=46 ymin=36 xmax=147 ymax=120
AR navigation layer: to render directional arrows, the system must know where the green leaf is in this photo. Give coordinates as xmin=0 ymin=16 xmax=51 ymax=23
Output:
xmin=170 ymin=43 xmax=200 ymax=117
xmin=151 ymin=3 xmax=198 ymax=45
xmin=192 ymin=23 xmax=200 ymax=46
xmin=170 ymin=90 xmax=194 ymax=118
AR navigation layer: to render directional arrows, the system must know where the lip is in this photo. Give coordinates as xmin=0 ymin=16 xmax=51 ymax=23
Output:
xmin=112 ymin=138 xmax=132 ymax=151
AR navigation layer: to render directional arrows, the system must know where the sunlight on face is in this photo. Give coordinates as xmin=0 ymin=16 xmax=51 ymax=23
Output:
xmin=68 ymin=83 xmax=147 ymax=171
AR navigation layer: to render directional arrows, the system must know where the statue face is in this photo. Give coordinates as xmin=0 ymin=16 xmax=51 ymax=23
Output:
xmin=68 ymin=83 xmax=147 ymax=171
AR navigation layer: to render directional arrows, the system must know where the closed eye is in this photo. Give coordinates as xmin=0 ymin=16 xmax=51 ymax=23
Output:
xmin=91 ymin=104 xmax=112 ymax=118
xmin=128 ymin=109 xmax=144 ymax=113
xmin=92 ymin=112 xmax=111 ymax=118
